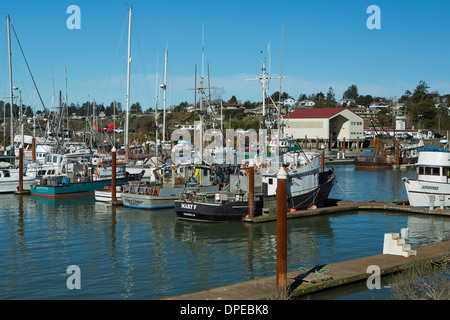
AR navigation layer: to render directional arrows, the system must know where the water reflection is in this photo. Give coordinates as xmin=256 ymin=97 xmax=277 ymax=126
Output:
xmin=0 ymin=165 xmax=449 ymax=300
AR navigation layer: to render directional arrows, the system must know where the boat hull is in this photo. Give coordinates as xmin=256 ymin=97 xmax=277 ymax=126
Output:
xmin=263 ymin=170 xmax=335 ymax=213
xmin=403 ymin=178 xmax=450 ymax=208
xmin=31 ymin=177 xmax=132 ymax=198
xmin=175 ymin=195 xmax=264 ymax=222
xmin=354 ymin=155 xmax=417 ymax=168
xmin=122 ymin=192 xmax=180 ymax=209
xmin=0 ymin=178 xmax=35 ymax=193
xmin=122 ymin=185 xmax=219 ymax=210
xmin=94 ymin=189 xmax=122 ymax=202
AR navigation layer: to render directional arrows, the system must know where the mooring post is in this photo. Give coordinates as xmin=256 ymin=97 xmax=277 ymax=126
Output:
xmin=343 ymin=137 xmax=346 ymax=159
xmin=276 ymin=167 xmax=288 ymax=296
xmin=111 ymin=146 xmax=117 ymax=203
xmin=32 ymin=137 xmax=36 ymax=163
xmin=396 ymin=140 xmax=400 ymax=166
xmin=316 ymin=137 xmax=319 ymax=150
xmin=248 ymin=163 xmax=255 ymax=219
xmin=321 ymin=151 xmax=325 ymax=172
xmin=18 ymin=144 xmax=23 ymax=192
xmin=356 ymin=136 xmax=360 ymax=157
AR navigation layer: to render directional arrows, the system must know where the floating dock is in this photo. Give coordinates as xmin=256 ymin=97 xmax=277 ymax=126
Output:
xmin=244 ymin=199 xmax=450 ymax=223
xmin=164 ymin=240 xmax=449 ymax=300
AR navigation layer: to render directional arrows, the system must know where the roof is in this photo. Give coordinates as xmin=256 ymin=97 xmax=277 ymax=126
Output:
xmin=284 ymin=107 xmax=347 ymax=119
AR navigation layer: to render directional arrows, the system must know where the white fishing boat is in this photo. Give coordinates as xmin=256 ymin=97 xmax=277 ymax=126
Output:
xmin=260 ymin=150 xmax=335 ymax=214
xmin=402 ymin=143 xmax=450 ymax=208
xmin=122 ymin=164 xmax=219 ymax=210
xmin=94 ymin=185 xmax=123 ymax=202
xmin=0 ymin=168 xmax=36 ymax=193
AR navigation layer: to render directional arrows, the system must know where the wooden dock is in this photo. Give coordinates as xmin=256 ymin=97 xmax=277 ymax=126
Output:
xmin=164 ymin=240 xmax=450 ymax=300
xmin=244 ymin=199 xmax=450 ymax=223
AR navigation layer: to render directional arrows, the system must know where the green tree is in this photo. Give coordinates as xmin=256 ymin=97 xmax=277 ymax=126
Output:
xmin=130 ymin=102 xmax=142 ymax=114
xmin=343 ymin=84 xmax=359 ymax=100
xmin=356 ymin=95 xmax=374 ymax=107
xmin=298 ymin=93 xmax=307 ymax=101
xmin=228 ymin=95 xmax=238 ymax=104
xmin=314 ymin=92 xmax=325 ymax=101
xmin=412 ymin=80 xmax=430 ymax=103
xmin=326 ymin=87 xmax=336 ymax=104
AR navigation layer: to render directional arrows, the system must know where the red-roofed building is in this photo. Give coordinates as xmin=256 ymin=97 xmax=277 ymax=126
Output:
xmin=283 ymin=107 xmax=364 ymax=146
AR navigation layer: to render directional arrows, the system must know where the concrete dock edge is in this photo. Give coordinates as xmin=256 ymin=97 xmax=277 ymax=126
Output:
xmin=164 ymin=240 xmax=450 ymax=300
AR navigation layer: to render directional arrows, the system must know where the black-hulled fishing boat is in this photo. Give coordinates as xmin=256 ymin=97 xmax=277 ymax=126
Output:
xmin=174 ymin=165 xmax=264 ymax=222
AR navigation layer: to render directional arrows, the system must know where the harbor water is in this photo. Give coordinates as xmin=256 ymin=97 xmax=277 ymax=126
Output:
xmin=1 ymin=164 xmax=449 ymax=300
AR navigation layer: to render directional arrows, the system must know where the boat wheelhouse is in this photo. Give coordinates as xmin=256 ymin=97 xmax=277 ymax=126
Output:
xmin=403 ymin=146 xmax=450 ymax=208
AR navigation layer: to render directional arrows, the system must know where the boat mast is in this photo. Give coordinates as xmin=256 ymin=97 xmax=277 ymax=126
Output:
xmin=279 ymin=23 xmax=284 ymax=138
xmin=7 ymin=15 xmax=14 ymax=155
xmin=32 ymin=88 xmax=36 ymax=162
xmin=65 ymin=66 xmax=69 ymax=135
xmin=154 ymin=52 xmax=159 ymax=153
xmin=124 ymin=5 xmax=132 ymax=148
xmin=161 ymin=50 xmax=168 ymax=143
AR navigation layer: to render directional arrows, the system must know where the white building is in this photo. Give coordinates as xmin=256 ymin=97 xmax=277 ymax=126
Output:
xmin=284 ymin=107 xmax=364 ymax=144
xmin=282 ymin=98 xmax=297 ymax=107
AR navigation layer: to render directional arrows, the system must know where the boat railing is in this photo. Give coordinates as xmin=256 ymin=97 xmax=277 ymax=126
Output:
xmin=122 ymin=183 xmax=161 ymax=195
xmin=179 ymin=190 xmax=247 ymax=204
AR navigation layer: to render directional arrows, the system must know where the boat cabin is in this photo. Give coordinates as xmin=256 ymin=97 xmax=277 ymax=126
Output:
xmin=0 ymin=170 xmax=11 ymax=178
xmin=416 ymin=148 xmax=450 ymax=184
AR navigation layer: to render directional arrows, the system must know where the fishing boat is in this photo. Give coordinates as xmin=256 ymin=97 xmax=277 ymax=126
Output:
xmin=261 ymin=151 xmax=335 ymax=214
xmin=354 ymin=142 xmax=420 ymax=168
xmin=121 ymin=164 xmax=219 ymax=210
xmin=175 ymin=164 xmax=264 ymax=222
xmin=0 ymin=168 xmax=36 ymax=193
xmin=30 ymin=156 xmax=142 ymax=198
xmin=354 ymin=123 xmax=422 ymax=169
xmin=402 ymin=143 xmax=450 ymax=208
xmin=94 ymin=185 xmax=124 ymax=202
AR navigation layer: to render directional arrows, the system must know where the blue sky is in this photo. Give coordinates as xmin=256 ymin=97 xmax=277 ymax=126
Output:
xmin=1 ymin=0 xmax=450 ymax=112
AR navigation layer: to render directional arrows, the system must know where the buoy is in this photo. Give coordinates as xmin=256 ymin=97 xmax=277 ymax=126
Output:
xmin=289 ymin=208 xmax=296 ymax=212
xmin=310 ymin=205 xmax=317 ymax=209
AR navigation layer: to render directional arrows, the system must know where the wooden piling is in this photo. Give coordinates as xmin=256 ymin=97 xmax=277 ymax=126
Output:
xmin=321 ymin=151 xmax=325 ymax=172
xmin=276 ymin=167 xmax=288 ymax=296
xmin=304 ymin=135 xmax=308 ymax=149
xmin=356 ymin=136 xmax=360 ymax=156
xmin=32 ymin=138 xmax=36 ymax=163
xmin=343 ymin=137 xmax=346 ymax=156
xmin=329 ymin=134 xmax=333 ymax=150
xmin=111 ymin=147 xmax=117 ymax=203
xmin=316 ymin=138 xmax=319 ymax=150
xmin=19 ymin=145 xmax=23 ymax=192
xmin=248 ymin=164 xmax=254 ymax=219
xmin=396 ymin=140 xmax=400 ymax=166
